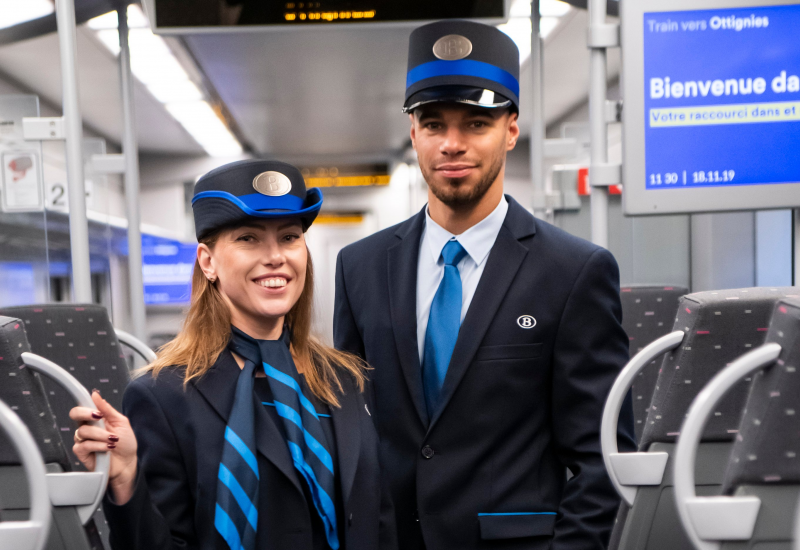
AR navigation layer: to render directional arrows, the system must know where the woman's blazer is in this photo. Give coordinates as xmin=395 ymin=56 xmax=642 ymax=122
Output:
xmin=102 ymin=349 xmax=397 ymax=550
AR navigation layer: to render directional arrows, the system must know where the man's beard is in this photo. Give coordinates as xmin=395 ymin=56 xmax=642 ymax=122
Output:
xmin=421 ymin=154 xmax=503 ymax=209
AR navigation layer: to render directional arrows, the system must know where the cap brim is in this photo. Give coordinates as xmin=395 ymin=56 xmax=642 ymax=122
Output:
xmin=193 ymin=188 xmax=323 ymax=239
xmin=403 ymin=86 xmax=513 ymax=113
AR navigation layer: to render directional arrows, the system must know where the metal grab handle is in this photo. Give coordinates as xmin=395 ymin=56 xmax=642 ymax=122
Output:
xmin=115 ymin=329 xmax=157 ymax=363
xmin=673 ymin=343 xmax=781 ymax=550
xmin=21 ymin=352 xmax=110 ymax=525
xmin=601 ymin=330 xmax=685 ymax=505
xmin=0 ymin=399 xmax=51 ymax=550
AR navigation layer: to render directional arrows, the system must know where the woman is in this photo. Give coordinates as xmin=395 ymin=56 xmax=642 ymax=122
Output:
xmin=69 ymin=160 xmax=397 ymax=550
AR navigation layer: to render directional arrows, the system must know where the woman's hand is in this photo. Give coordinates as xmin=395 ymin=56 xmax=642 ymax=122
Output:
xmin=69 ymin=390 xmax=138 ymax=505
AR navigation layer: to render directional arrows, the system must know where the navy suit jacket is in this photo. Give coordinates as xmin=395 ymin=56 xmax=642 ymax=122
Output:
xmin=333 ymin=196 xmax=636 ymax=550
xmin=103 ymin=350 xmax=397 ymax=550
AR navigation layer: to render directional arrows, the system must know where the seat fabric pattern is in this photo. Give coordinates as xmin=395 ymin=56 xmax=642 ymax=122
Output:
xmin=0 ymin=304 xmax=130 ymax=471
xmin=620 ymin=285 xmax=688 ymax=442
xmin=0 ymin=316 xmax=66 ymax=466
xmin=640 ymin=287 xmax=799 ymax=450
xmin=723 ymin=297 xmax=800 ymax=490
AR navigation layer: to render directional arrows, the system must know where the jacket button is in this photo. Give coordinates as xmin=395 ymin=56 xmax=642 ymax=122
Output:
xmin=348 ymin=513 xmax=353 ymax=526
xmin=421 ymin=445 xmax=434 ymax=459
xmin=413 ymin=509 xmax=419 ymax=522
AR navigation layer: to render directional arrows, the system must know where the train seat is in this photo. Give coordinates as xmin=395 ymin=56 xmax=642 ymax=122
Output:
xmin=0 ymin=305 xmax=130 ymax=469
xmin=620 ymin=285 xmax=689 ymax=443
xmin=604 ymin=287 xmax=799 ymax=550
xmin=0 ymin=316 xmax=106 ymax=550
xmin=672 ymin=297 xmax=800 ymax=550
xmin=0 ymin=304 xmax=132 ymax=550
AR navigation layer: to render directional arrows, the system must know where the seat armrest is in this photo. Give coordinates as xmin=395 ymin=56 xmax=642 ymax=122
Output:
xmin=21 ymin=352 xmax=110 ymax=525
xmin=673 ymin=343 xmax=781 ymax=550
xmin=601 ymin=330 xmax=684 ymax=505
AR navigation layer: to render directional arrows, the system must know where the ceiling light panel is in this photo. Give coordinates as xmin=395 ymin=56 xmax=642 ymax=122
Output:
xmin=87 ymin=5 xmax=242 ymax=157
xmin=498 ymin=0 xmax=572 ymax=64
xmin=0 ymin=0 xmax=54 ymax=30
xmin=165 ymin=101 xmax=243 ymax=157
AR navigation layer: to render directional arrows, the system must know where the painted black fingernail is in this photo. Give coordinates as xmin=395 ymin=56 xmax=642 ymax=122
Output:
xmin=91 ymin=411 xmax=104 ymax=419
xmin=108 ymin=435 xmax=119 ymax=442
xmin=107 ymin=443 xmax=116 ymax=449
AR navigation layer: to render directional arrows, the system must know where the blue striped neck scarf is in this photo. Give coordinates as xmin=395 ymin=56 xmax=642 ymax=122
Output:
xmin=225 ymin=325 xmax=340 ymax=550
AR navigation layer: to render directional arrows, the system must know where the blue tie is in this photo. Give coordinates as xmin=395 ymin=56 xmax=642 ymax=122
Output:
xmin=215 ymin=357 xmax=259 ymax=550
xmin=228 ymin=327 xmax=340 ymax=550
xmin=423 ymin=239 xmax=468 ymax=417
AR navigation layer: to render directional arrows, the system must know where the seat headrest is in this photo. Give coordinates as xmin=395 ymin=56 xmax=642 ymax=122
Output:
xmin=640 ymin=287 xmax=800 ymax=449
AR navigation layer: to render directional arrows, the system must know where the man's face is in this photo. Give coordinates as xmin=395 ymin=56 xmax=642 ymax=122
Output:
xmin=410 ymin=103 xmax=519 ymax=209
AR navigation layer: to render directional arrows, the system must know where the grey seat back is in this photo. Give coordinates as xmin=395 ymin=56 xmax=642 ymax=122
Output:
xmin=716 ymin=297 xmax=800 ymax=550
xmin=0 ymin=317 xmax=65 ymax=468
xmin=0 ymin=316 xmax=98 ymax=550
xmin=614 ymin=287 xmax=798 ymax=550
xmin=0 ymin=305 xmax=129 ymax=472
xmin=620 ymin=285 xmax=688 ymax=442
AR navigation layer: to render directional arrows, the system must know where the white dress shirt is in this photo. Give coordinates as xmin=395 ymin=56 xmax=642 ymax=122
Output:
xmin=416 ymin=196 xmax=509 ymax=363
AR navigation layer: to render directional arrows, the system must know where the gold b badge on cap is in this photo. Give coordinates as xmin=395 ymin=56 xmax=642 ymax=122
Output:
xmin=433 ymin=34 xmax=473 ymax=61
xmin=253 ymin=171 xmax=292 ymax=196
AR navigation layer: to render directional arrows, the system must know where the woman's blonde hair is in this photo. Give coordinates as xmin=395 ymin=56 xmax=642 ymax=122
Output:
xmin=139 ymin=226 xmax=367 ymax=406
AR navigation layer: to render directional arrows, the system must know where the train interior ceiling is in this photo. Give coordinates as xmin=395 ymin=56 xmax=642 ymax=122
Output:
xmin=0 ymin=0 xmax=793 ymax=350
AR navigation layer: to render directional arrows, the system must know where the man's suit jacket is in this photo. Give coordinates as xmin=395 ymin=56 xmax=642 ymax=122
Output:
xmin=103 ymin=349 xmax=397 ymax=550
xmin=333 ymin=196 xmax=636 ymax=550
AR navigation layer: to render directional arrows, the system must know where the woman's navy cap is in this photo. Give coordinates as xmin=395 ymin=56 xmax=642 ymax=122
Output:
xmin=404 ymin=20 xmax=520 ymax=113
xmin=192 ymin=159 xmax=322 ymax=240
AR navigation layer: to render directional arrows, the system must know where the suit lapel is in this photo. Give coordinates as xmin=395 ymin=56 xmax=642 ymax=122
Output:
xmin=428 ymin=198 xmax=536 ymax=430
xmin=387 ymin=209 xmax=429 ymax=426
xmin=194 ymin=349 xmax=302 ymax=494
xmin=330 ymin=375 xmax=360 ymax=507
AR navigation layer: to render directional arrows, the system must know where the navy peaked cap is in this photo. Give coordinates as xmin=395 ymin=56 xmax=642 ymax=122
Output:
xmin=404 ymin=20 xmax=520 ymax=112
xmin=192 ymin=159 xmax=322 ymax=240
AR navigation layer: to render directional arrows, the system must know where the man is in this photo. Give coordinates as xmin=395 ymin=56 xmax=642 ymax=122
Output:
xmin=334 ymin=19 xmax=635 ymax=550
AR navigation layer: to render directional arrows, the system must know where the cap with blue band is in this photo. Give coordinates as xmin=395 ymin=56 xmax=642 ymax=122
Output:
xmin=403 ymin=20 xmax=520 ymax=113
xmin=192 ymin=159 xmax=323 ymax=240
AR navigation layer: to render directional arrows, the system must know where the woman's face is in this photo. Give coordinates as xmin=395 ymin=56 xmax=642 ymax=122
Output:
xmin=198 ymin=218 xmax=307 ymax=338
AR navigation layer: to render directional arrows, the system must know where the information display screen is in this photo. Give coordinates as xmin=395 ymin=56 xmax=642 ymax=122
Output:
xmin=142 ymin=234 xmax=196 ymax=306
xmin=645 ymin=4 xmax=800 ymax=190
xmin=622 ymin=0 xmax=800 ymax=215
xmin=148 ymin=0 xmax=505 ymax=30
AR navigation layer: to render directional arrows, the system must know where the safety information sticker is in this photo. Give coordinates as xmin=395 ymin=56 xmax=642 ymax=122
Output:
xmin=1 ymin=150 xmax=43 ymax=212
xmin=643 ymin=4 xmax=800 ymax=189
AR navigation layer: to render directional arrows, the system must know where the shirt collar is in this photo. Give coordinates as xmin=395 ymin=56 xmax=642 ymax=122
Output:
xmin=424 ymin=196 xmax=509 ymax=266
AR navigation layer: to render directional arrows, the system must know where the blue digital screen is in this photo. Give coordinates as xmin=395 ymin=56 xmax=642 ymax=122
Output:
xmin=644 ymin=4 xmax=800 ymax=190
xmin=0 ymin=263 xmax=37 ymax=307
xmin=142 ymin=234 xmax=196 ymax=305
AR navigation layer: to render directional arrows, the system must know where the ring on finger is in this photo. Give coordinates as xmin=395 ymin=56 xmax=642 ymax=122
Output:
xmin=74 ymin=429 xmax=85 ymax=443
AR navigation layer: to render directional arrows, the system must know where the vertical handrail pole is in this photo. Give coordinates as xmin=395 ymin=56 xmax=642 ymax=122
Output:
xmin=55 ymin=0 xmax=92 ymax=301
xmin=588 ymin=0 xmax=609 ymax=248
xmin=530 ymin=0 xmax=547 ymax=221
xmin=118 ymin=4 xmax=147 ymax=340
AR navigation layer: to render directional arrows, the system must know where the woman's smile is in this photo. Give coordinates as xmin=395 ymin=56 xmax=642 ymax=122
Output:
xmin=254 ymin=273 xmax=291 ymax=292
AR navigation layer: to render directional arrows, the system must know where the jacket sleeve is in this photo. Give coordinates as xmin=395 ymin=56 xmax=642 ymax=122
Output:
xmin=550 ymin=248 xmax=637 ymax=550
xmin=334 ymin=250 xmax=376 ymax=410
xmin=334 ymin=250 xmax=365 ymax=360
xmin=103 ymin=379 xmax=199 ymax=550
